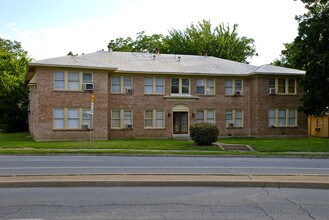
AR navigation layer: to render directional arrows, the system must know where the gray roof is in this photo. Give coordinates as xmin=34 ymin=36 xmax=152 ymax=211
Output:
xmin=28 ymin=51 xmax=305 ymax=76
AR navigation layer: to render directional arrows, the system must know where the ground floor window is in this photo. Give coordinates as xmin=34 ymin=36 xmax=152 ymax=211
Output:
xmin=144 ymin=110 xmax=165 ymax=128
xmin=268 ymin=109 xmax=297 ymax=127
xmin=196 ymin=110 xmax=215 ymax=124
xmin=225 ymin=110 xmax=243 ymax=128
xmin=111 ymin=110 xmax=133 ymax=129
xmin=53 ymin=108 xmax=92 ymax=129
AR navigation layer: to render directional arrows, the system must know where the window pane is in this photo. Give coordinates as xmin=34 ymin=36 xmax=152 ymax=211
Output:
xmin=112 ymin=119 xmax=120 ymax=128
xmin=55 ymin=71 xmax=64 ymax=80
xmin=54 ymin=109 xmax=64 ymax=129
xmin=54 ymin=119 xmax=64 ymax=129
xmin=124 ymin=110 xmax=132 ymax=125
xmin=67 ymin=109 xmax=79 ymax=129
xmin=182 ymin=79 xmax=189 ymax=94
xmin=123 ymin=77 xmax=132 ymax=89
xmin=145 ymin=85 xmax=153 ymax=94
xmin=111 ymin=76 xmax=121 ymax=93
xmin=225 ymin=111 xmax=233 ymax=121
xmin=145 ymin=110 xmax=153 ymax=119
xmin=156 ymin=111 xmax=164 ymax=127
xmin=269 ymin=79 xmax=275 ymax=88
xmin=145 ymin=119 xmax=153 ymax=127
xmin=289 ymin=110 xmax=296 ymax=126
xmin=112 ymin=110 xmax=120 ymax=119
xmin=68 ymin=72 xmax=79 ymax=90
xmin=235 ymin=80 xmax=242 ymax=91
xmin=278 ymin=79 xmax=286 ymax=93
xmin=172 ymin=78 xmax=179 ymax=85
xmin=235 ymin=119 xmax=242 ymax=127
xmin=144 ymin=77 xmax=153 ymax=85
xmin=225 ymin=80 xmax=232 ymax=95
xmin=112 ymin=76 xmax=120 ymax=84
xmin=156 ymin=85 xmax=164 ymax=94
xmin=278 ymin=110 xmax=286 ymax=126
xmin=206 ymin=79 xmax=215 ymax=95
xmin=207 ymin=110 xmax=214 ymax=123
xmin=83 ymin=73 xmax=92 ymax=83
xmin=196 ymin=80 xmax=205 ymax=94
xmin=156 ymin=78 xmax=164 ymax=84
xmin=268 ymin=110 xmax=276 ymax=126
xmin=54 ymin=109 xmax=64 ymax=118
xmin=54 ymin=71 xmax=64 ymax=89
xmin=68 ymin=72 xmax=79 ymax=81
xmin=235 ymin=110 xmax=242 ymax=119
xmin=288 ymin=79 xmax=295 ymax=93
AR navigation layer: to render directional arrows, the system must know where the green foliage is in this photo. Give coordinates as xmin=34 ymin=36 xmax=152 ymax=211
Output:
xmin=272 ymin=0 xmax=329 ymax=116
xmin=190 ymin=123 xmax=219 ymax=146
xmin=111 ymin=20 xmax=257 ymax=63
xmin=0 ymin=38 xmax=30 ymax=132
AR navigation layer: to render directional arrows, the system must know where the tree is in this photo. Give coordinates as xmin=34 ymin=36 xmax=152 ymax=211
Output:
xmin=111 ymin=20 xmax=257 ymax=63
xmin=165 ymin=20 xmax=257 ymax=63
xmin=273 ymin=0 xmax=329 ymax=116
xmin=0 ymin=38 xmax=30 ymax=132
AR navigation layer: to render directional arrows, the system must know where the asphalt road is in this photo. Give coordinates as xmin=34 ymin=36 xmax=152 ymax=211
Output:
xmin=0 ymin=155 xmax=328 ymax=175
xmin=0 ymin=187 xmax=328 ymax=219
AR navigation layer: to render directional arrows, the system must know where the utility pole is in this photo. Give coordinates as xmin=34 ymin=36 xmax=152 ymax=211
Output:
xmin=89 ymin=93 xmax=94 ymax=151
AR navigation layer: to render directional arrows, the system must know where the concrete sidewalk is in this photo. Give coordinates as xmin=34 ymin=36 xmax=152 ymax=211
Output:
xmin=0 ymin=174 xmax=328 ymax=189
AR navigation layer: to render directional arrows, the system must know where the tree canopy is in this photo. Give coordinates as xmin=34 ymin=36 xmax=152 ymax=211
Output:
xmin=0 ymin=38 xmax=29 ymax=132
xmin=112 ymin=20 xmax=257 ymax=63
xmin=273 ymin=0 xmax=329 ymax=116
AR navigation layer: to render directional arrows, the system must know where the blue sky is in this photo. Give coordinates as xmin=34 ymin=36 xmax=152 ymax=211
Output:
xmin=0 ymin=0 xmax=306 ymax=65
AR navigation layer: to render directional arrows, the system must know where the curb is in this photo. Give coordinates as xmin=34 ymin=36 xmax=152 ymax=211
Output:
xmin=1 ymin=174 xmax=328 ymax=189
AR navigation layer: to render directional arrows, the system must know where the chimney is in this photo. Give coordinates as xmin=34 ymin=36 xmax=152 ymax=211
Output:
xmin=108 ymin=41 xmax=114 ymax=52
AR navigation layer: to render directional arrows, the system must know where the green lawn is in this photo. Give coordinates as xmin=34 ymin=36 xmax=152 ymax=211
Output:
xmin=0 ymin=132 xmax=328 ymax=156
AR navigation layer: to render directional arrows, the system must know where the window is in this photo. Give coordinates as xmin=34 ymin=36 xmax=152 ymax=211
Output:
xmin=53 ymin=71 xmax=93 ymax=91
xmin=144 ymin=110 xmax=165 ymax=128
xmin=268 ymin=78 xmax=296 ymax=94
xmin=268 ymin=109 xmax=297 ymax=127
xmin=171 ymin=78 xmax=190 ymax=94
xmin=111 ymin=110 xmax=133 ymax=129
xmin=196 ymin=110 xmax=215 ymax=124
xmin=53 ymin=108 xmax=92 ymax=129
xmin=196 ymin=79 xmax=215 ymax=95
xmin=111 ymin=76 xmax=133 ymax=94
xmin=144 ymin=77 xmax=164 ymax=94
xmin=225 ymin=110 xmax=243 ymax=128
xmin=225 ymin=79 xmax=243 ymax=95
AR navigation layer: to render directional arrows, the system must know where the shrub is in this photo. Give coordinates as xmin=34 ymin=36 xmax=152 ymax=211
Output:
xmin=190 ymin=123 xmax=219 ymax=146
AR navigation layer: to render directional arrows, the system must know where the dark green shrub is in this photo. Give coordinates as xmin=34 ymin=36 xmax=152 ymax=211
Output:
xmin=190 ymin=123 xmax=219 ymax=146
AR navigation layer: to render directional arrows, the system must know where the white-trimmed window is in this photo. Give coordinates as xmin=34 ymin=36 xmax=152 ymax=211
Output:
xmin=54 ymin=71 xmax=92 ymax=91
xmin=225 ymin=79 xmax=243 ymax=95
xmin=53 ymin=108 xmax=92 ymax=129
xmin=225 ymin=110 xmax=243 ymax=128
xmin=196 ymin=79 xmax=215 ymax=95
xmin=111 ymin=76 xmax=133 ymax=94
xmin=111 ymin=110 xmax=133 ymax=129
xmin=171 ymin=78 xmax=190 ymax=94
xmin=196 ymin=110 xmax=215 ymax=124
xmin=268 ymin=78 xmax=296 ymax=94
xmin=268 ymin=109 xmax=297 ymax=127
xmin=144 ymin=110 xmax=165 ymax=128
xmin=144 ymin=77 xmax=164 ymax=94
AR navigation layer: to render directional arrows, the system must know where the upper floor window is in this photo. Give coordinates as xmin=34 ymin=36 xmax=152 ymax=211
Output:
xmin=144 ymin=110 xmax=165 ymax=128
xmin=111 ymin=76 xmax=133 ymax=94
xmin=144 ymin=77 xmax=165 ymax=94
xmin=268 ymin=78 xmax=296 ymax=94
xmin=171 ymin=78 xmax=190 ymax=94
xmin=54 ymin=71 xmax=92 ymax=91
xmin=268 ymin=109 xmax=297 ymax=127
xmin=196 ymin=110 xmax=215 ymax=124
xmin=196 ymin=79 xmax=215 ymax=95
xmin=225 ymin=79 xmax=243 ymax=95
xmin=225 ymin=110 xmax=243 ymax=128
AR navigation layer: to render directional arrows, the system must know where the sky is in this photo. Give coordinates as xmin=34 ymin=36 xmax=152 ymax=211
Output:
xmin=0 ymin=0 xmax=306 ymax=66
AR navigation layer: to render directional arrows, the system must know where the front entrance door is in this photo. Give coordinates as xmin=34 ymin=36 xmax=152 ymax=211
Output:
xmin=173 ymin=112 xmax=188 ymax=134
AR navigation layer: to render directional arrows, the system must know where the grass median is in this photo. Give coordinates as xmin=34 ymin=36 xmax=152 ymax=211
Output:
xmin=0 ymin=132 xmax=328 ymax=156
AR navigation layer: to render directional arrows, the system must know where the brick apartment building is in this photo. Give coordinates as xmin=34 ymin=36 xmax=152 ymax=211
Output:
xmin=26 ymin=50 xmax=308 ymax=140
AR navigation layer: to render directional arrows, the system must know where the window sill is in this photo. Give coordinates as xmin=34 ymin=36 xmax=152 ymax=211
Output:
xmin=268 ymin=126 xmax=298 ymax=128
xmin=144 ymin=127 xmax=166 ymax=130
xmin=163 ymin=95 xmax=199 ymax=100
xmin=53 ymin=90 xmax=85 ymax=93
xmin=53 ymin=129 xmax=92 ymax=131
xmin=144 ymin=94 xmax=164 ymax=96
xmin=225 ymin=127 xmax=244 ymax=129
xmin=225 ymin=95 xmax=244 ymax=97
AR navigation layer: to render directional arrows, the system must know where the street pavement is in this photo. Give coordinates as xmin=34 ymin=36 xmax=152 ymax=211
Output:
xmin=0 ymin=156 xmax=328 ymax=188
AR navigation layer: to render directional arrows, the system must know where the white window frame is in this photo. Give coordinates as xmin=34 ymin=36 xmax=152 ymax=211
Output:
xmin=269 ymin=78 xmax=296 ymax=95
xmin=144 ymin=110 xmax=165 ymax=128
xmin=144 ymin=77 xmax=165 ymax=94
xmin=196 ymin=79 xmax=215 ymax=95
xmin=225 ymin=110 xmax=244 ymax=128
xmin=111 ymin=76 xmax=133 ymax=94
xmin=196 ymin=110 xmax=215 ymax=124
xmin=53 ymin=108 xmax=91 ymax=129
xmin=225 ymin=79 xmax=243 ymax=95
xmin=171 ymin=78 xmax=190 ymax=94
xmin=53 ymin=71 xmax=93 ymax=91
xmin=111 ymin=110 xmax=133 ymax=129
xmin=268 ymin=109 xmax=297 ymax=127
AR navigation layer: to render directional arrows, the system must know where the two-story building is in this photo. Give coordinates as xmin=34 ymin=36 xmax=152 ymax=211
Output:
xmin=26 ymin=49 xmax=307 ymax=140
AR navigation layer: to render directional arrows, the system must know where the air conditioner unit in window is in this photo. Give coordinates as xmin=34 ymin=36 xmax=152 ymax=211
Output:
xmin=268 ymin=88 xmax=276 ymax=95
xmin=234 ymin=90 xmax=241 ymax=96
xmin=228 ymin=123 xmax=234 ymax=128
xmin=81 ymin=124 xmax=89 ymax=129
xmin=84 ymin=83 xmax=94 ymax=91
xmin=125 ymin=88 xmax=133 ymax=94
xmin=126 ymin=124 xmax=133 ymax=129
